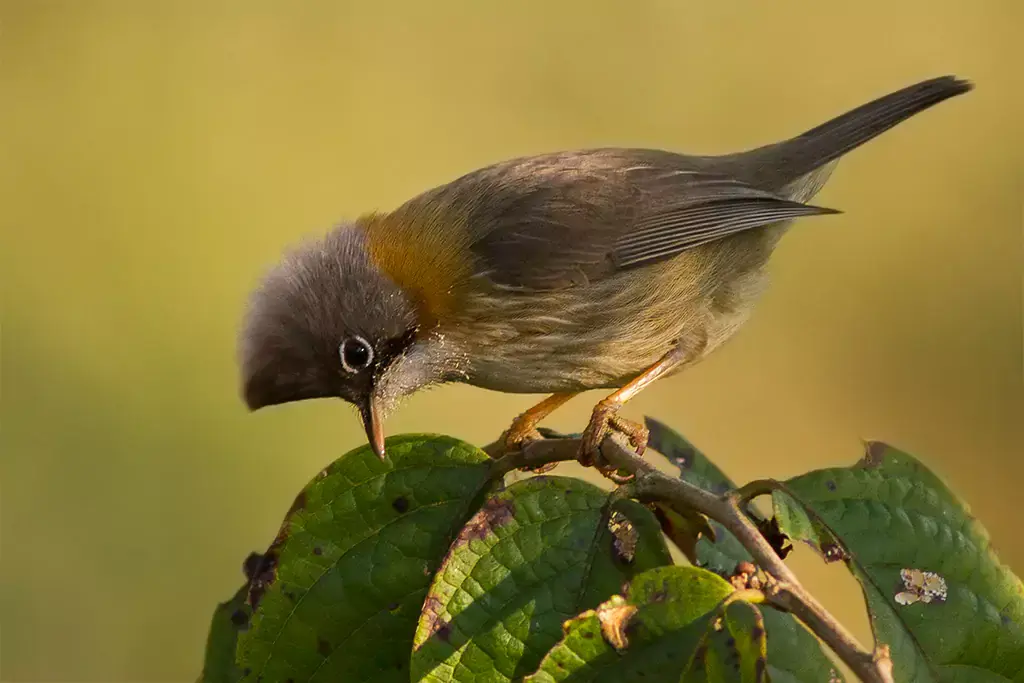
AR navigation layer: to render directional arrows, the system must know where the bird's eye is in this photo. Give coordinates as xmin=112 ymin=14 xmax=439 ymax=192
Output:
xmin=339 ymin=336 xmax=374 ymax=373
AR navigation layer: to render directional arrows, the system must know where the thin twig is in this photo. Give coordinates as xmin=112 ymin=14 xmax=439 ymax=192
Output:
xmin=484 ymin=433 xmax=893 ymax=683
xmin=731 ymin=478 xmax=788 ymax=505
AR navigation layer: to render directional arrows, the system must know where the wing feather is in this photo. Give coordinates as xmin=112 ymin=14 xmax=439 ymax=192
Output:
xmin=447 ymin=149 xmax=840 ymax=291
xmin=612 ymin=196 xmax=838 ymax=268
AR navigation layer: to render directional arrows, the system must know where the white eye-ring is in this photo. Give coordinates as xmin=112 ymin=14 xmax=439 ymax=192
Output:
xmin=339 ymin=336 xmax=374 ymax=373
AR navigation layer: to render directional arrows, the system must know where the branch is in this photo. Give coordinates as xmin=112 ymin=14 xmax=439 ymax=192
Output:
xmin=484 ymin=433 xmax=893 ymax=683
xmin=731 ymin=478 xmax=788 ymax=505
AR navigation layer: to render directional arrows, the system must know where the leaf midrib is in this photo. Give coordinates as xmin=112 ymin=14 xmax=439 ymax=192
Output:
xmin=425 ymin=501 xmax=611 ymax=681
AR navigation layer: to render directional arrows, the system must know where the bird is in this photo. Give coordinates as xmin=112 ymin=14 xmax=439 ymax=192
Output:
xmin=238 ymin=75 xmax=972 ymax=475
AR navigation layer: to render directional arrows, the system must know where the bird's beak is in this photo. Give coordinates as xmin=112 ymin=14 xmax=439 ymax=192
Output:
xmin=359 ymin=395 xmax=386 ymax=460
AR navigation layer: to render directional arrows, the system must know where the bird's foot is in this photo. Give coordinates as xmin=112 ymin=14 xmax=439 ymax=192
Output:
xmin=578 ymin=401 xmax=649 ymax=483
xmin=502 ymin=416 xmax=558 ymax=474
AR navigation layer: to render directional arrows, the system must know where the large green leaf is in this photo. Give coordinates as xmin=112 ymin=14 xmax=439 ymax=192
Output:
xmin=645 ymin=418 xmax=839 ymax=682
xmin=773 ymin=441 xmax=1024 ymax=683
xmin=236 ymin=435 xmax=495 ymax=683
xmin=198 ymin=583 xmax=250 ymax=683
xmin=410 ymin=476 xmax=672 ymax=682
xmin=525 ymin=565 xmax=741 ymax=682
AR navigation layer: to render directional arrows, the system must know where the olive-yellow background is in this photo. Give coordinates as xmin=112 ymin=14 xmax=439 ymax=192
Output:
xmin=2 ymin=1 xmax=1021 ymax=680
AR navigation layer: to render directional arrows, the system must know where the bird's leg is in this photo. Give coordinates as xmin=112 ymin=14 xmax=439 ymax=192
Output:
xmin=502 ymin=392 xmax=577 ymax=472
xmin=578 ymin=344 xmax=694 ymax=477
xmin=505 ymin=392 xmax=577 ymax=446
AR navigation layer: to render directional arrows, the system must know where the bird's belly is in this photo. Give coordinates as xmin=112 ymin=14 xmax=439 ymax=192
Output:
xmin=461 ymin=318 xmax=683 ymax=394
xmin=450 ymin=246 xmax=771 ymax=394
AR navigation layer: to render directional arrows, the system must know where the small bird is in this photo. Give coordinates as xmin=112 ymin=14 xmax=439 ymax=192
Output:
xmin=239 ymin=75 xmax=971 ymax=472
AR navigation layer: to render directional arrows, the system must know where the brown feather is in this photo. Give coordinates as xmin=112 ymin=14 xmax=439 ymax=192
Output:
xmin=360 ymin=200 xmax=473 ymax=328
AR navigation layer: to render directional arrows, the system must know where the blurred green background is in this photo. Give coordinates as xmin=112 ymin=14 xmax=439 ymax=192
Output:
xmin=1 ymin=1 xmax=1020 ymax=680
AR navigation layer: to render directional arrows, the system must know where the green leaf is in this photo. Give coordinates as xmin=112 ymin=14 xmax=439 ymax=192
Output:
xmin=411 ymin=476 xmax=672 ymax=682
xmin=682 ymin=600 xmax=770 ymax=683
xmin=526 ymin=566 xmax=734 ymax=682
xmin=198 ymin=583 xmax=251 ymax=683
xmin=774 ymin=441 xmax=1024 ymax=683
xmin=722 ymin=601 xmax=769 ymax=683
xmin=771 ymin=491 xmax=845 ymax=562
xmin=758 ymin=609 xmax=843 ymax=683
xmin=645 ymin=418 xmax=838 ymax=682
xmin=236 ymin=435 xmax=495 ymax=683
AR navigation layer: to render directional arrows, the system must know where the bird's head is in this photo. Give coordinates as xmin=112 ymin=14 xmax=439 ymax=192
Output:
xmin=239 ymin=223 xmax=439 ymax=459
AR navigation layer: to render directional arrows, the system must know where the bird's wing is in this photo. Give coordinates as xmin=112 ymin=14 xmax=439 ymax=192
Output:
xmin=457 ymin=149 xmax=837 ymax=291
xmin=610 ymin=180 xmax=837 ymax=269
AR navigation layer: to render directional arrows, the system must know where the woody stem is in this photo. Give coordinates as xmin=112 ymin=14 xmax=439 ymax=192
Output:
xmin=484 ymin=433 xmax=893 ymax=683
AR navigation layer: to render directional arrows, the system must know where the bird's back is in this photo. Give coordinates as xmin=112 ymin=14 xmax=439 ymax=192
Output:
xmin=357 ymin=76 xmax=972 ymax=392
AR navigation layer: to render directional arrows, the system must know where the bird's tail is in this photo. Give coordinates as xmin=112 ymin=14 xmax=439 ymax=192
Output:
xmin=734 ymin=75 xmax=973 ymax=192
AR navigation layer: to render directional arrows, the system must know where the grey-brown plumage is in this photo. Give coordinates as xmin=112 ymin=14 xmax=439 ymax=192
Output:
xmin=240 ymin=76 xmax=972 ymax=461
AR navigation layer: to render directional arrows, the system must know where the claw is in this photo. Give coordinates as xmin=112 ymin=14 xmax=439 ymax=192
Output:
xmin=503 ymin=426 xmax=543 ymax=452
xmin=598 ymin=465 xmax=636 ymax=484
xmin=577 ymin=402 xmax=649 ymax=482
xmin=609 ymin=415 xmax=649 ymax=455
xmin=499 ymin=425 xmax=556 ymax=473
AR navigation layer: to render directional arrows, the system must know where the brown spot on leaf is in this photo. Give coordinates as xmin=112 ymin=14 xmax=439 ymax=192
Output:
xmin=582 ymin=630 xmax=594 ymax=639
xmin=247 ymin=495 xmax=304 ymax=610
xmin=860 ymin=441 xmax=889 ymax=468
xmin=392 ymin=496 xmax=410 ymax=513
xmin=312 ymin=546 xmax=323 ymax=556
xmin=751 ymin=625 xmax=765 ymax=641
xmin=458 ymin=497 xmax=516 ymax=544
xmin=822 ymin=542 xmax=848 ymax=563
xmin=418 ymin=595 xmax=454 ymax=644
xmin=826 ymin=480 xmax=837 ymax=492
xmin=387 ymin=601 xmax=401 ymax=612
xmin=755 ymin=656 xmax=768 ymax=682
xmin=596 ymin=595 xmax=638 ymax=651
xmin=230 ymin=609 xmax=250 ymax=628
xmin=246 ymin=549 xmax=280 ymax=611
xmin=242 ymin=552 xmax=264 ymax=582
xmin=317 ymin=638 xmax=332 ymax=657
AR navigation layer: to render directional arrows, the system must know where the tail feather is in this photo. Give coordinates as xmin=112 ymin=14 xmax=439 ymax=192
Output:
xmin=735 ymin=76 xmax=973 ymax=192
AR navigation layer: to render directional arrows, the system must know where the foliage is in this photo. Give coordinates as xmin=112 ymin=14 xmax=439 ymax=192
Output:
xmin=199 ymin=424 xmax=1023 ymax=683
xmin=772 ymin=442 xmax=1024 ymax=682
